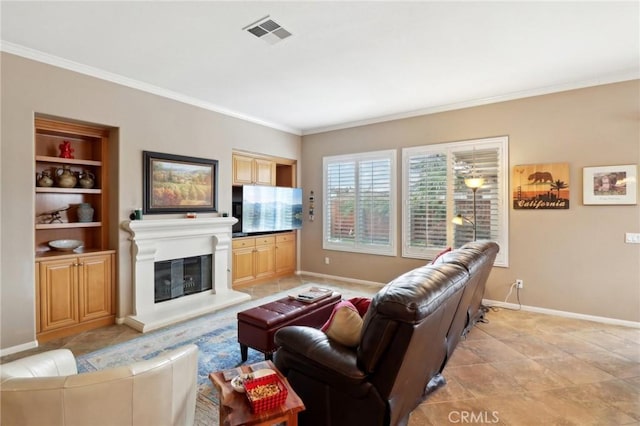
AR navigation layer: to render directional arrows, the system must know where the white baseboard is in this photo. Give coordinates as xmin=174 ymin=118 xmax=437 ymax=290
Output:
xmin=0 ymin=340 xmax=38 ymax=357
xmin=484 ymin=299 xmax=640 ymax=328
xmin=298 ymin=270 xmax=385 ymax=289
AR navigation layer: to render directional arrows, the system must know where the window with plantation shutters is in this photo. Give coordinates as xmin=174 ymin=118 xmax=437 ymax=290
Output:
xmin=402 ymin=136 xmax=509 ymax=266
xmin=405 ymin=152 xmax=448 ymax=250
xmin=323 ymin=150 xmax=396 ymax=256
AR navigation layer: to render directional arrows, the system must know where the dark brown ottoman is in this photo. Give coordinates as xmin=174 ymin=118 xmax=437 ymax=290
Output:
xmin=238 ymin=292 xmax=341 ymax=361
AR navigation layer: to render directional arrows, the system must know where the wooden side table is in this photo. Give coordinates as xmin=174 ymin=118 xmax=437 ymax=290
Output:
xmin=209 ymin=360 xmax=305 ymax=426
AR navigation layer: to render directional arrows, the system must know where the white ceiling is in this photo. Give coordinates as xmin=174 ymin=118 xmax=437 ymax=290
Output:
xmin=1 ymin=1 xmax=638 ymax=135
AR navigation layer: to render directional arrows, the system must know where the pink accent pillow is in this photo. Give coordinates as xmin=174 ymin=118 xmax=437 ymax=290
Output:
xmin=321 ymin=301 xmax=363 ymax=347
xmin=348 ymin=297 xmax=371 ymax=317
xmin=430 ymin=247 xmax=452 ymax=264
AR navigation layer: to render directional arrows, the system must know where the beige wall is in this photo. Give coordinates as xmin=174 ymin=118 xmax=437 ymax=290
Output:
xmin=1 ymin=52 xmax=637 ymax=353
xmin=300 ymin=80 xmax=640 ymax=323
xmin=0 ymin=53 xmax=301 ymax=351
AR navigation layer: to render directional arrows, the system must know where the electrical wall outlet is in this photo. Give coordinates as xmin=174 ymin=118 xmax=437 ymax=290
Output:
xmin=324 ymin=257 xmax=330 ymax=265
xmin=516 ymin=279 xmax=524 ymax=289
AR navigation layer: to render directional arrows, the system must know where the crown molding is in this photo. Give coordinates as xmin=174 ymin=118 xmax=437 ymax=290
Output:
xmin=3 ymin=41 xmax=636 ymax=138
xmin=302 ymin=70 xmax=640 ymax=135
xmin=0 ymin=41 xmax=302 ymax=136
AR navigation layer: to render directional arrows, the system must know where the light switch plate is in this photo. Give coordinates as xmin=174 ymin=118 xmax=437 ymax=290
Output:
xmin=625 ymin=233 xmax=640 ymax=244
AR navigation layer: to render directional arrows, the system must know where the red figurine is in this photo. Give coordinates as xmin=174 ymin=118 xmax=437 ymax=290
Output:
xmin=59 ymin=140 xmax=74 ymax=159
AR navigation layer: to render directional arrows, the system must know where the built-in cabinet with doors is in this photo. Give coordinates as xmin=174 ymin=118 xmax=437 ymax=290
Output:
xmin=34 ymin=117 xmax=116 ymax=342
xmin=231 ymin=151 xmax=298 ymax=288
xmin=233 ymin=154 xmax=277 ymax=186
xmin=37 ymin=252 xmax=114 ymax=335
xmin=231 ymin=232 xmax=297 ymax=287
xmin=232 ymin=152 xmax=297 ymax=187
xmin=274 ymin=232 xmax=296 ymax=274
xmin=232 ymin=235 xmax=275 ymax=286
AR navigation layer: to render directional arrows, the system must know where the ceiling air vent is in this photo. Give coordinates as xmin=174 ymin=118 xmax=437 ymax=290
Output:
xmin=244 ymin=16 xmax=292 ymax=44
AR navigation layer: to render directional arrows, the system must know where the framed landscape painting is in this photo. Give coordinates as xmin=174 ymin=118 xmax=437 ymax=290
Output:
xmin=143 ymin=151 xmax=218 ymax=214
xmin=583 ymin=164 xmax=637 ymax=205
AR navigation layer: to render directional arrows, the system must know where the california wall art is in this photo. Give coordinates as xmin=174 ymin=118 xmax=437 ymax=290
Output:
xmin=513 ymin=163 xmax=570 ymax=209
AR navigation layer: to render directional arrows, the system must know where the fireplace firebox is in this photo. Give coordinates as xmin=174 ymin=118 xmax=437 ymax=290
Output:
xmin=154 ymin=255 xmax=212 ymax=303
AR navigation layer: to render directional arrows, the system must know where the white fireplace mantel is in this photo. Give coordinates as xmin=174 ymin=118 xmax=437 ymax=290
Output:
xmin=122 ymin=217 xmax=250 ymax=332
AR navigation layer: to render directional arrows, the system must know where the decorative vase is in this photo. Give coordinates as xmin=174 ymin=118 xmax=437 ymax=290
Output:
xmin=78 ymin=169 xmax=95 ymax=189
xmin=36 ymin=169 xmax=54 ymax=187
xmin=58 ymin=140 xmax=74 ymax=159
xmin=55 ymin=165 xmax=77 ymax=188
xmin=77 ymin=203 xmax=94 ymax=223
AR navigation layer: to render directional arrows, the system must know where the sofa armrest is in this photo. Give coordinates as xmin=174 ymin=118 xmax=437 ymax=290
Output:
xmin=274 ymin=326 xmax=367 ymax=388
xmin=1 ymin=349 xmax=77 ymax=380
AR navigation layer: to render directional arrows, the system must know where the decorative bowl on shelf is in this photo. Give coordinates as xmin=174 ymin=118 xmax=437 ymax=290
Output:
xmin=48 ymin=239 xmax=83 ymax=252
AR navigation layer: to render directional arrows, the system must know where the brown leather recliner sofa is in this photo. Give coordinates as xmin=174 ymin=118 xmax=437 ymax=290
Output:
xmin=274 ymin=241 xmax=499 ymax=426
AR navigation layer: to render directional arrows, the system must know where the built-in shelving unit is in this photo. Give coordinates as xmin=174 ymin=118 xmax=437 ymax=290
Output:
xmin=34 ymin=117 xmax=110 ymax=253
xmin=36 ymin=155 xmax=102 ymax=166
xmin=34 ymin=116 xmax=116 ymax=342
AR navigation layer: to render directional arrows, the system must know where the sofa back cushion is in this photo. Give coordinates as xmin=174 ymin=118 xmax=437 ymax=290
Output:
xmin=433 ymin=244 xmax=488 ymax=353
xmin=1 ymin=349 xmax=77 ymax=381
xmin=357 ymin=264 xmax=468 ymax=397
xmin=456 ymin=241 xmax=500 ymax=323
xmin=1 ymin=344 xmax=198 ymax=426
xmin=434 ymin=241 xmax=499 ymax=340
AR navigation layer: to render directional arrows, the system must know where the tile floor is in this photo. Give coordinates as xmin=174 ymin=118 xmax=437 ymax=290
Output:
xmin=2 ymin=275 xmax=639 ymax=425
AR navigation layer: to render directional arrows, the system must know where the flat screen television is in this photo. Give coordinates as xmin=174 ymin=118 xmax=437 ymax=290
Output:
xmin=241 ymin=185 xmax=303 ymax=234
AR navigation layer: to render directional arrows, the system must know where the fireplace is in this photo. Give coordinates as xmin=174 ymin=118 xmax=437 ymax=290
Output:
xmin=154 ymin=254 xmax=212 ymax=303
xmin=122 ymin=218 xmax=250 ymax=332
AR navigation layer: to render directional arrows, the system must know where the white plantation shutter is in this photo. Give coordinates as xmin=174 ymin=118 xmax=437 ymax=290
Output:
xmin=324 ymin=150 xmax=396 ymax=256
xmin=406 ymin=152 xmax=448 ymax=250
xmin=452 ymin=148 xmax=502 ymax=246
xmin=325 ymin=161 xmax=356 ymax=244
xmin=403 ymin=137 xmax=508 ymax=266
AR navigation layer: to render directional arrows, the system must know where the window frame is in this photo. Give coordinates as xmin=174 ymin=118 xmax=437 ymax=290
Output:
xmin=402 ymin=136 xmax=509 ymax=267
xmin=322 ymin=149 xmax=397 ymax=256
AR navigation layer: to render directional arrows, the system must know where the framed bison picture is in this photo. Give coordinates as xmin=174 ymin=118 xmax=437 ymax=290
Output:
xmin=512 ymin=163 xmax=570 ymax=209
xmin=583 ymin=164 xmax=637 ymax=205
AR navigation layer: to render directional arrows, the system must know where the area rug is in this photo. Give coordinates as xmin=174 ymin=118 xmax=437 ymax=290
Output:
xmin=76 ymin=283 xmax=363 ymax=425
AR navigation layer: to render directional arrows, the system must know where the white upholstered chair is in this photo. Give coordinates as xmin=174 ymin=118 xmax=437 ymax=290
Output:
xmin=1 ymin=344 xmax=199 ymax=426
